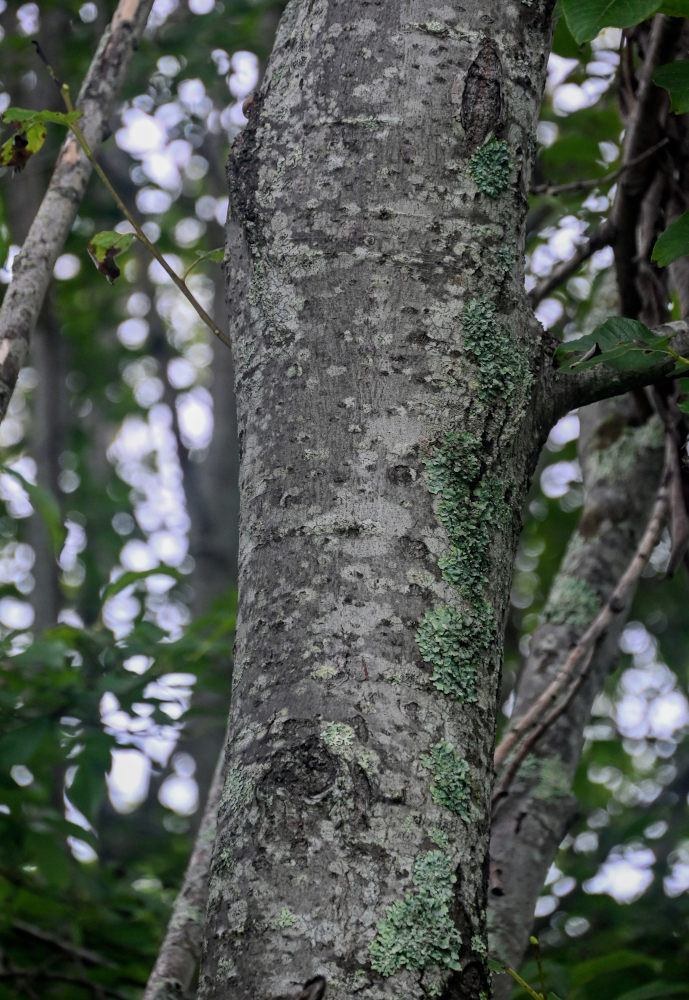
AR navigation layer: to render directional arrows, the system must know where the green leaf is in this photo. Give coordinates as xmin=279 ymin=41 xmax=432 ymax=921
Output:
xmin=658 ymin=0 xmax=689 ymax=14
xmin=87 ymin=230 xmax=135 ymax=284
xmin=0 ymin=106 xmax=40 ymax=123
xmin=653 ymin=61 xmax=689 ymax=113
xmin=0 ymin=463 xmax=66 ymax=556
xmin=552 ymin=12 xmax=588 ymax=57
xmin=557 ymin=317 xmax=675 ymax=372
xmin=0 ymin=122 xmax=46 ymax=172
xmin=570 ymin=949 xmax=658 ymax=986
xmin=1 ymin=107 xmax=81 ymax=128
xmin=100 ymin=566 xmax=182 ymax=603
xmin=562 ymin=0 xmax=662 ymax=43
xmin=613 ymin=983 xmax=689 ymax=1000
xmin=652 ymin=211 xmax=689 ymax=266
xmin=0 ymin=719 xmax=53 ymax=768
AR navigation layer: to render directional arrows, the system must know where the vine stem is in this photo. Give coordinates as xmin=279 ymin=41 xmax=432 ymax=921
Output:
xmin=61 ymin=83 xmax=231 ymax=349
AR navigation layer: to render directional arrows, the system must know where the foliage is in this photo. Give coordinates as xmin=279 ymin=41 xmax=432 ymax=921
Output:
xmin=0 ymin=0 xmax=277 ymax=994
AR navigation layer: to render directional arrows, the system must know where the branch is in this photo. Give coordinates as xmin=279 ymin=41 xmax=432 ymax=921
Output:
xmin=12 ymin=919 xmax=115 ymax=968
xmin=612 ymin=16 xmax=679 ymax=317
xmin=532 ymin=137 xmax=669 ymax=198
xmin=0 ymin=0 xmax=155 ymax=424
xmin=493 ymin=442 xmax=670 ymax=803
xmin=142 ymin=746 xmax=224 ymax=1000
xmin=551 ymin=317 xmax=689 ymax=417
xmin=0 ymin=963 xmax=131 ymax=1000
xmin=529 ymin=218 xmax=615 ymax=307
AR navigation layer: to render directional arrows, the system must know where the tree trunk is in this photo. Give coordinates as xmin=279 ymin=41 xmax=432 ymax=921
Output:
xmin=200 ymin=3 xmax=557 ymax=998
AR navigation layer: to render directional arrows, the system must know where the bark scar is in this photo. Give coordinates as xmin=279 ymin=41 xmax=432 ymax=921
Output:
xmin=460 ymin=38 xmax=505 ymax=151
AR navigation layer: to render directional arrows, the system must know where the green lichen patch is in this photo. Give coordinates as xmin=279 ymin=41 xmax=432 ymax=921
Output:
xmin=369 ymin=851 xmax=462 ymax=978
xmin=428 ymin=826 xmax=450 ymax=851
xmin=424 ymin=429 xmax=481 ymax=498
xmin=311 ymin=664 xmax=338 ymax=680
xmin=220 ymin=763 xmax=254 ymax=814
xmin=437 ymin=474 xmax=508 ymax=597
xmin=423 ymin=432 xmax=500 ymax=598
xmin=273 ymin=906 xmax=297 ymax=930
xmin=543 ymin=573 xmax=600 ymax=628
xmin=495 ymin=244 xmax=515 ymax=278
xmin=468 ymin=137 xmax=511 ymax=198
xmin=418 ymin=434 xmax=506 ymax=700
xmin=216 ymin=957 xmax=237 ymax=981
xmin=321 ymin=721 xmax=355 ymax=754
xmin=421 ymin=741 xmax=471 ymax=820
xmin=416 ymin=606 xmax=483 ymax=702
xmin=462 ymin=297 xmax=524 ymax=401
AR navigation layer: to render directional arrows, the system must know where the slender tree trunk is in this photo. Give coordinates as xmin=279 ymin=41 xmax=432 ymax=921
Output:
xmin=200 ymin=3 xmax=556 ymax=998
xmin=489 ymin=22 xmax=689 ymax=986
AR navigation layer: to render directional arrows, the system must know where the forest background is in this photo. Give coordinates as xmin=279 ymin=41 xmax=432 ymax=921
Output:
xmin=1 ymin=1 xmax=689 ymax=999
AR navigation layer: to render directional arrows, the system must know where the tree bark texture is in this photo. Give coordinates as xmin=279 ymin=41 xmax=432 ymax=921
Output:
xmin=489 ymin=393 xmax=665 ymax=993
xmin=489 ymin=33 xmax=689 ymax=985
xmin=200 ymin=3 xmax=557 ymax=999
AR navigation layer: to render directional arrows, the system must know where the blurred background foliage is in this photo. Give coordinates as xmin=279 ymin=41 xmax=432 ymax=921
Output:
xmin=0 ymin=2 xmax=687 ymax=999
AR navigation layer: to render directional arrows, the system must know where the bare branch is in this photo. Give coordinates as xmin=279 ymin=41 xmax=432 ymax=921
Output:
xmin=0 ymin=0 xmax=155 ymax=424
xmin=532 ymin=137 xmax=668 ymax=198
xmin=12 ymin=919 xmax=115 ymax=968
xmin=612 ymin=16 xmax=680 ymax=317
xmin=529 ymin=218 xmax=615 ymax=307
xmin=493 ymin=445 xmax=670 ymax=801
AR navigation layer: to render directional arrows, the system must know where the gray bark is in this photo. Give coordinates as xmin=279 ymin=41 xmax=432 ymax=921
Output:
xmin=200 ymin=2 xmax=556 ymax=999
xmin=488 ymin=20 xmax=689 ymax=982
xmin=488 ymin=393 xmax=665 ymax=990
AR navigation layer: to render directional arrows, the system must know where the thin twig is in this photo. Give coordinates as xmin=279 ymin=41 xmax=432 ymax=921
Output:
xmin=529 ymin=218 xmax=615 ymax=307
xmin=532 ymin=138 xmax=669 ymax=197
xmin=493 ymin=454 xmax=670 ymax=803
xmin=12 ymin=920 xmax=115 ymax=968
xmin=61 ymin=86 xmax=230 ymax=349
xmin=0 ymin=969 xmax=132 ymax=1000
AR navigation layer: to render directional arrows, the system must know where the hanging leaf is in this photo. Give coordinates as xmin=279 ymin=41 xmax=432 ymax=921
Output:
xmin=557 ymin=316 xmax=677 ymax=372
xmin=562 ymin=0 xmax=662 ymax=43
xmin=87 ymin=230 xmax=135 ymax=284
xmin=653 ymin=61 xmax=689 ymax=114
xmin=652 ymin=211 xmax=689 ymax=266
xmin=0 ymin=123 xmax=46 ymax=173
xmin=0 ymin=463 xmax=66 ymax=555
xmin=100 ymin=566 xmax=182 ymax=603
xmin=0 ymin=718 xmax=53 ymax=768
